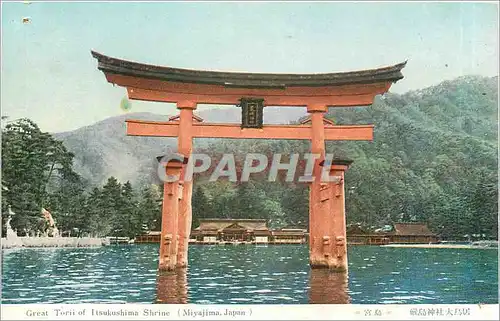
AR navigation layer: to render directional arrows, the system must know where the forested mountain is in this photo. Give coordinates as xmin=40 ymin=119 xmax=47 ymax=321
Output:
xmin=2 ymin=75 xmax=497 ymax=239
xmin=328 ymin=75 xmax=497 ymax=238
xmin=189 ymin=76 xmax=497 ymax=239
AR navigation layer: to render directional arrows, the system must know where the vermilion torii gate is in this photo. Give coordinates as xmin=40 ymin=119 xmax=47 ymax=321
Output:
xmin=92 ymin=51 xmax=405 ymax=272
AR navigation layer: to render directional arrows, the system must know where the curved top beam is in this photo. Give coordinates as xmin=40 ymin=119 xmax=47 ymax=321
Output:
xmin=91 ymin=50 xmax=406 ymax=88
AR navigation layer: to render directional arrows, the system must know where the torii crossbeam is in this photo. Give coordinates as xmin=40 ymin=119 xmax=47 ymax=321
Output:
xmin=92 ymin=51 xmax=405 ymax=272
xmin=126 ymin=120 xmax=374 ymax=140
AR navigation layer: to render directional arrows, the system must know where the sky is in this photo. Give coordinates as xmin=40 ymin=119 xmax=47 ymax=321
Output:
xmin=1 ymin=1 xmax=498 ymax=133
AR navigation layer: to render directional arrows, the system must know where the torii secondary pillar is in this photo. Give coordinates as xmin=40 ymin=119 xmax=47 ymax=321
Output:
xmin=323 ymin=160 xmax=352 ymax=272
xmin=159 ymin=159 xmax=184 ymax=271
xmin=309 ymin=159 xmax=352 ymax=271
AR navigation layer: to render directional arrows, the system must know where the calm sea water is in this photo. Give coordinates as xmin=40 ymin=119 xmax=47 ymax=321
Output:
xmin=1 ymin=245 xmax=498 ymax=304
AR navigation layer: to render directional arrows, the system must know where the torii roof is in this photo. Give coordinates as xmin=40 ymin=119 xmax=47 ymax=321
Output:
xmin=91 ymin=50 xmax=406 ymax=88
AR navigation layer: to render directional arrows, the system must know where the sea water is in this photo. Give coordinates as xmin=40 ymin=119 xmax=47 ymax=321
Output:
xmin=1 ymin=245 xmax=497 ymax=304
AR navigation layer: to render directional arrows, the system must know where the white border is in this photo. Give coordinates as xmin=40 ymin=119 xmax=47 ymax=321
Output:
xmin=1 ymin=304 xmax=499 ymax=320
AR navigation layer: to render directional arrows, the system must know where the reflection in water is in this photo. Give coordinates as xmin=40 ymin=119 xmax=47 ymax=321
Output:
xmin=156 ymin=266 xmax=352 ymax=304
xmin=156 ymin=268 xmax=188 ymax=304
xmin=2 ymin=245 xmax=498 ymax=304
xmin=309 ymin=270 xmax=350 ymax=304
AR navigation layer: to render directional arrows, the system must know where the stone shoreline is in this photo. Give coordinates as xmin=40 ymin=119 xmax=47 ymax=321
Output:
xmin=1 ymin=237 xmax=110 ymax=249
xmin=381 ymin=243 xmax=498 ymax=249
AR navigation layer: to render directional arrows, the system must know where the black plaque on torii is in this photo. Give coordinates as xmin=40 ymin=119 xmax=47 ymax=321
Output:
xmin=238 ymin=98 xmax=264 ymax=129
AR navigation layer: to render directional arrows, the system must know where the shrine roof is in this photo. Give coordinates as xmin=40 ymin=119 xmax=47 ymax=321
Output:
xmin=91 ymin=51 xmax=406 ymax=88
xmin=392 ymin=222 xmax=436 ymax=236
xmin=196 ymin=219 xmax=268 ymax=231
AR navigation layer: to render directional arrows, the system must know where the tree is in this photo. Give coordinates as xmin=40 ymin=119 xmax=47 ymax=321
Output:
xmin=206 ymin=182 xmax=236 ymax=219
xmin=99 ymin=177 xmax=122 ymax=236
xmin=118 ymin=181 xmax=139 ymax=238
xmin=85 ymin=187 xmax=111 ymax=237
xmin=280 ymin=185 xmax=308 ymax=227
xmin=137 ymin=184 xmax=162 ymax=232
xmin=465 ymin=172 xmax=498 ymax=239
xmin=192 ymin=185 xmax=214 ymax=228
xmin=1 ymin=118 xmax=81 ymax=235
xmin=46 ymin=170 xmax=87 ymax=236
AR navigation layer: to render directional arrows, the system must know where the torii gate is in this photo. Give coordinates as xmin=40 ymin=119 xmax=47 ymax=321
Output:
xmin=92 ymin=51 xmax=405 ymax=272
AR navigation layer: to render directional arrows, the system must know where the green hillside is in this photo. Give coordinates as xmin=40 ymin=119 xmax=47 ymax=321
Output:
xmin=192 ymin=75 xmax=498 ymax=239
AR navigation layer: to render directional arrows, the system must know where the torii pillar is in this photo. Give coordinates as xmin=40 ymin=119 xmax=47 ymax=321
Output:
xmin=308 ymin=104 xmax=328 ymax=269
xmin=308 ymin=103 xmax=351 ymax=272
xmin=176 ymin=101 xmax=197 ymax=269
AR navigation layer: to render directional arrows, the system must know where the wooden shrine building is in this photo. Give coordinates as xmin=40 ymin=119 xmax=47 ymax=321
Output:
xmin=137 ymin=219 xmax=307 ymax=244
xmin=92 ymin=51 xmax=406 ymax=272
xmin=389 ymin=222 xmax=439 ymax=244
xmin=346 ymin=225 xmax=390 ymax=245
xmin=191 ymin=219 xmax=271 ymax=243
xmin=135 ymin=231 xmax=162 ymax=243
xmin=346 ymin=222 xmax=438 ymax=245
xmin=271 ymin=227 xmax=308 ymax=244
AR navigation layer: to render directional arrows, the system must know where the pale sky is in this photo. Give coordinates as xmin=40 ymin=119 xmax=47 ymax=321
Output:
xmin=1 ymin=1 xmax=498 ymax=132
